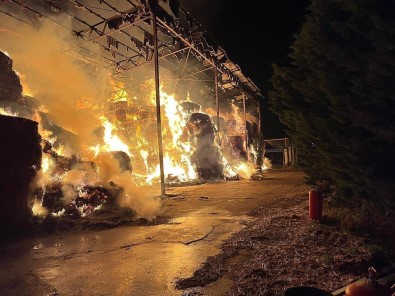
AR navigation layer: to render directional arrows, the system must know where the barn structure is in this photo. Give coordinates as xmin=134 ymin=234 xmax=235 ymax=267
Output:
xmin=0 ymin=0 xmax=263 ymax=198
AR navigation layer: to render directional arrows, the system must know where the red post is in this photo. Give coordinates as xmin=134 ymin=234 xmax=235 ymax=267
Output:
xmin=309 ymin=189 xmax=322 ymax=220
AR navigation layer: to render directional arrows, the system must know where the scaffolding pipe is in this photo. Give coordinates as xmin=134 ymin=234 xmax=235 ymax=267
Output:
xmin=242 ymin=92 xmax=248 ymax=160
xmin=215 ymin=66 xmax=220 ymax=132
xmin=152 ymin=11 xmax=166 ymax=197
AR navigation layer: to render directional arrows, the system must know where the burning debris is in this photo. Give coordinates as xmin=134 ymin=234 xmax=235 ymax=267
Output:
xmin=187 ymin=113 xmax=223 ymax=180
xmin=0 ymin=49 xmax=263 ymax=228
xmin=0 ymin=1 xmax=265 ymax=231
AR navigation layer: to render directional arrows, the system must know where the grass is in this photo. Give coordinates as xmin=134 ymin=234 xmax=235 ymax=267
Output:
xmin=323 ymin=199 xmax=395 ymax=265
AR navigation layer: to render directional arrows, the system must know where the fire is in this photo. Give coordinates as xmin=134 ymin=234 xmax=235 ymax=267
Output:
xmin=41 ymin=154 xmax=52 ymax=173
xmin=93 ymin=87 xmax=254 ymax=184
xmin=100 ymin=116 xmax=132 ymax=157
xmin=0 ymin=49 xmax=10 ymax=57
xmin=18 ymin=73 xmax=34 ymax=97
xmin=162 ymin=92 xmax=187 ymax=147
xmin=262 ymin=157 xmax=272 ymax=171
xmin=89 ymin=144 xmax=101 ymax=157
xmin=0 ymin=107 xmax=18 ymax=116
xmin=231 ymin=102 xmax=246 ymax=137
xmin=234 ymin=162 xmax=255 ymax=179
xmin=2 ymin=64 xmax=260 ymax=219
xmin=109 ymin=80 xmax=129 ymax=103
xmin=31 ymin=198 xmax=48 ymax=217
xmin=140 ymin=150 xmax=149 ymax=172
xmin=32 ymin=111 xmax=54 ymax=140
xmin=160 ymin=91 xmax=197 ymax=181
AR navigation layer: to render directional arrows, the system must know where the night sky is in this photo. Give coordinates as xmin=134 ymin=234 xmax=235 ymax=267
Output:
xmin=180 ymin=0 xmax=310 ymax=138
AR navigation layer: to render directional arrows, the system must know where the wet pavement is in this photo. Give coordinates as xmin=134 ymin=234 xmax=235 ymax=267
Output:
xmin=0 ymin=170 xmax=305 ymax=296
xmin=0 ymin=212 xmax=245 ymax=295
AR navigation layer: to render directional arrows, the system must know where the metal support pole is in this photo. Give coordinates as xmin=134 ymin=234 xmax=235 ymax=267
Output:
xmin=242 ymin=93 xmax=248 ymax=160
xmin=257 ymin=99 xmax=263 ymax=166
xmin=257 ymin=100 xmax=262 ymax=136
xmin=215 ymin=66 xmax=220 ymax=132
xmin=152 ymin=10 xmax=165 ymax=197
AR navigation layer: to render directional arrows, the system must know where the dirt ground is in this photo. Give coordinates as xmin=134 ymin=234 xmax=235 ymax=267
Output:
xmin=168 ymin=170 xmax=380 ymax=296
xmin=162 ymin=169 xmax=309 ymax=217
xmin=0 ymin=169 xmax=381 ymax=296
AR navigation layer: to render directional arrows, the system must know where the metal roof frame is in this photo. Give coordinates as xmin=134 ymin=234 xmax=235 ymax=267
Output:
xmin=0 ymin=0 xmax=261 ymax=100
xmin=0 ymin=0 xmax=263 ymax=196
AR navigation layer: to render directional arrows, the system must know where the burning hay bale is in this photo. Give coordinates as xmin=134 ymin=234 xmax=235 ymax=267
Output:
xmin=0 ymin=49 xmax=262 ymax=230
xmin=0 ymin=51 xmax=22 ymax=103
xmin=180 ymin=101 xmax=201 ymax=113
xmin=0 ymin=115 xmax=41 ymax=235
xmin=166 ymin=174 xmax=181 ymax=185
xmin=228 ymin=135 xmax=247 ymax=160
xmin=22 ymin=134 xmax=128 ymax=227
xmin=38 ymin=183 xmax=114 ymax=219
xmin=187 ymin=113 xmax=224 ymax=180
xmin=105 ymin=151 xmax=132 ymax=172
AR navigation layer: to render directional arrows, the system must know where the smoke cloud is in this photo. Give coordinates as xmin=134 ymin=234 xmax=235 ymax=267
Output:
xmin=0 ymin=16 xmax=161 ymax=217
xmin=0 ymin=17 xmax=107 ymax=153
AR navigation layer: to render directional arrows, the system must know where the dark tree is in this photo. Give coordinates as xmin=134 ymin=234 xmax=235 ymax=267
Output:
xmin=270 ymin=0 xmax=395 ymax=207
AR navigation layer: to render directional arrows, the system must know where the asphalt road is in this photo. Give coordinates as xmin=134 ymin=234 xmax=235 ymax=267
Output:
xmin=0 ymin=169 xmax=307 ymax=296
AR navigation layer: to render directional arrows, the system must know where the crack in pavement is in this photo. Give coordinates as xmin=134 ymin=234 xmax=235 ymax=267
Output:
xmin=26 ymin=223 xmax=225 ymax=262
xmin=184 ymin=224 xmax=219 ymax=245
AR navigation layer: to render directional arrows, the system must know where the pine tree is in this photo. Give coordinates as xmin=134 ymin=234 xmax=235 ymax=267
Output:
xmin=269 ymin=0 xmax=395 ymax=208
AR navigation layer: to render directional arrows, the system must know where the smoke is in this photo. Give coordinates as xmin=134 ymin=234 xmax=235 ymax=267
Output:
xmin=61 ymin=184 xmax=78 ymax=205
xmin=0 ymin=16 xmax=161 ymax=217
xmin=0 ymin=3 xmax=259 ymax=219
xmin=263 ymin=157 xmax=272 ymax=170
xmin=61 ymin=162 xmax=100 ymax=187
xmin=60 ymin=153 xmax=160 ymax=217
xmin=29 ymin=173 xmax=48 ymax=217
xmin=31 ymin=199 xmax=48 ymax=217
xmin=0 ymin=17 xmax=106 ymax=156
xmin=111 ymin=172 xmax=161 ymax=218
xmin=93 ymin=153 xmax=162 ymax=218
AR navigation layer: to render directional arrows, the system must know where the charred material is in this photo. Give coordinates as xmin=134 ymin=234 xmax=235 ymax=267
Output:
xmin=0 ymin=115 xmax=41 ymax=235
xmin=225 ymin=174 xmax=242 ymax=181
xmin=42 ymin=139 xmax=90 ymax=174
xmin=229 ymin=135 xmax=247 ymax=159
xmin=105 ymin=151 xmax=133 ymax=172
xmin=39 ymin=144 xmax=127 ymax=217
xmin=187 ymin=113 xmax=223 ymax=180
xmin=180 ymin=101 xmax=201 ymax=114
xmin=165 ymin=174 xmax=181 ymax=185
xmin=0 ymin=51 xmax=22 ymax=103
xmin=40 ymin=183 xmax=116 ymax=218
xmin=41 ymin=184 xmax=64 ymax=212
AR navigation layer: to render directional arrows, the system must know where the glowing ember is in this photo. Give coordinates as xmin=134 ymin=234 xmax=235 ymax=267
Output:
xmin=2 ymin=64 xmax=260 ymax=219
xmin=0 ymin=13 xmax=263 ymax=222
